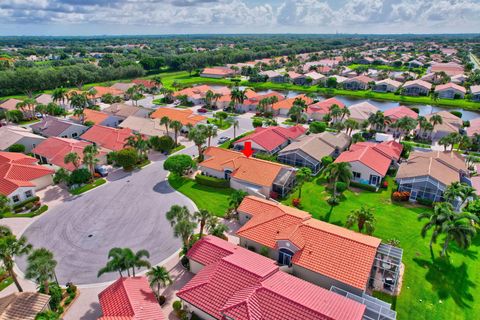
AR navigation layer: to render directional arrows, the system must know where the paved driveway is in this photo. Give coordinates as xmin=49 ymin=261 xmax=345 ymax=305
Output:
xmin=17 ymin=157 xmax=194 ymax=285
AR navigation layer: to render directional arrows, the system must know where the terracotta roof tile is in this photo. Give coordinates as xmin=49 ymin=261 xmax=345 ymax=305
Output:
xmin=306 ymin=98 xmax=345 ymax=116
xmin=384 ymin=106 xmax=419 ymax=121
xmin=150 ymin=108 xmax=206 ymax=126
xmin=234 ymin=126 xmax=306 ymax=152
xmin=81 ymin=125 xmax=134 ymax=151
xmin=272 ymin=94 xmax=313 ymax=111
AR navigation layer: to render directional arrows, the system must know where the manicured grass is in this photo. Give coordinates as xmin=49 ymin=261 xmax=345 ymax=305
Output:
xmin=283 ymin=176 xmax=480 ymax=320
xmin=207 ymin=118 xmax=231 ymax=130
xmin=70 ymin=178 xmax=107 ymax=195
xmin=3 ymin=205 xmax=48 ymax=218
xmin=18 ymin=119 xmax=41 ymax=125
xmin=169 ymin=144 xmax=186 ymax=154
xmin=219 ymin=131 xmax=253 ymax=149
xmin=0 ymin=277 xmax=13 ymax=291
xmin=168 ymin=175 xmax=234 ymax=217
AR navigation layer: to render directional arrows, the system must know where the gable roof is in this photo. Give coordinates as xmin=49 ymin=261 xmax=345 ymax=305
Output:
xmin=88 ymin=86 xmax=124 ymax=99
xmin=375 ymin=78 xmax=402 ymax=88
xmin=35 ymin=94 xmax=53 ymax=105
xmin=384 ymin=106 xmax=418 ymax=121
xmin=72 ymin=108 xmax=110 ymax=125
xmin=98 ymin=276 xmax=164 ymax=320
xmin=243 ymin=92 xmax=285 ymax=106
xmin=345 ymin=75 xmax=374 ymax=84
xmin=403 ymin=79 xmax=432 ymax=90
xmin=0 ymin=152 xmax=54 ymax=196
xmin=119 ymin=116 xmax=166 ymax=137
xmin=435 ymin=82 xmax=467 ymax=94
xmin=103 ymin=103 xmax=147 ymax=118
xmin=0 ymin=126 xmax=45 ymax=151
xmin=396 ymin=151 xmax=466 ymax=186
xmin=81 ymin=125 xmax=134 ymax=152
xmin=179 ymin=235 xmax=366 ymax=320
xmin=425 ymin=111 xmax=462 ymax=134
xmin=272 ymin=94 xmax=313 ymax=111
xmin=0 ymin=99 xmax=22 ymax=112
xmin=430 ymin=62 xmax=464 ymax=76
xmin=150 ymin=108 xmax=206 ymax=126
xmin=335 ymin=141 xmax=402 ymax=176
xmin=234 ymin=126 xmax=306 ymax=152
xmin=348 ymin=102 xmax=379 ymax=121
xmin=306 ymin=98 xmax=345 ymax=116
xmin=110 ymin=82 xmax=136 ymax=92
xmin=200 ymin=147 xmax=290 ymax=187
xmin=0 ymin=292 xmax=50 ymax=320
xmin=31 ymin=116 xmax=85 ymax=137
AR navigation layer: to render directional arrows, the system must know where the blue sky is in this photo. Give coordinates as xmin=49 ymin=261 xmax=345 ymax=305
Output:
xmin=0 ymin=0 xmax=479 ymax=36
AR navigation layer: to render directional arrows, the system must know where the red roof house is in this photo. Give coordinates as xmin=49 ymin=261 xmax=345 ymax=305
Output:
xmin=0 ymin=152 xmax=54 ymax=201
xmin=384 ymin=106 xmax=418 ymax=122
xmin=131 ymin=79 xmax=158 ymax=89
xmin=98 ymin=276 xmax=165 ymax=320
xmin=81 ymin=125 xmax=134 ymax=152
xmin=233 ymin=125 xmax=306 ymax=154
xmin=271 ymin=94 xmax=313 ymax=116
xmin=306 ymin=98 xmax=345 ymax=121
xmin=180 ymin=235 xmax=367 ymax=320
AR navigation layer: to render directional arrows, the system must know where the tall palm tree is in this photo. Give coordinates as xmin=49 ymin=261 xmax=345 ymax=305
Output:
xmin=0 ymin=230 xmax=32 ymax=292
xmin=204 ymin=124 xmax=218 ymax=147
xmin=288 ymin=105 xmax=304 ymax=125
xmin=418 ymin=202 xmax=455 ymax=251
xmin=395 ymin=116 xmax=418 ymax=141
xmin=321 ymin=162 xmax=353 ymax=195
xmin=83 ymin=145 xmax=99 ymax=177
xmin=160 ymin=116 xmax=171 ymax=136
xmin=226 ymin=117 xmax=240 ymax=139
xmin=344 ymin=119 xmax=359 ymax=136
xmin=64 ymin=152 xmax=80 ymax=169
xmin=367 ymin=111 xmax=389 ymax=132
xmin=204 ymin=90 xmax=215 ymax=108
xmin=52 ymin=87 xmax=68 ymax=106
xmin=25 ymin=248 xmax=57 ymax=295
xmin=345 ymin=206 xmax=376 ymax=235
xmin=206 ymin=216 xmax=229 ymax=239
xmin=194 ymin=209 xmax=213 ymax=237
xmin=188 ymin=124 xmax=208 ymax=160
xmin=124 ymin=133 xmax=149 ymax=160
xmin=339 ymin=107 xmax=351 ymax=121
xmin=98 ymin=247 xmax=129 ymax=278
xmin=146 ymin=266 xmax=172 ymax=297
xmin=328 ymin=104 xmax=343 ymax=123
xmin=230 ymin=88 xmax=247 ymax=111
xmin=440 ymin=213 xmax=478 ymax=257
xmin=296 ymin=167 xmax=312 ymax=199
xmin=429 ymin=114 xmax=443 ymax=130
xmin=166 ymin=205 xmax=196 ymax=248
xmin=87 ymin=88 xmax=98 ymax=105
xmin=129 ymin=249 xmax=151 ymax=277
xmin=170 ymin=120 xmax=183 ymax=146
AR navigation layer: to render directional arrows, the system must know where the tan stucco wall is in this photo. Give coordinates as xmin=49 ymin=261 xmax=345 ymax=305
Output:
xmin=32 ymin=174 xmax=54 ymax=190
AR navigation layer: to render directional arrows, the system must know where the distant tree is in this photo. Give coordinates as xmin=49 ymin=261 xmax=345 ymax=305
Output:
xmin=115 ymin=148 xmax=138 ymax=171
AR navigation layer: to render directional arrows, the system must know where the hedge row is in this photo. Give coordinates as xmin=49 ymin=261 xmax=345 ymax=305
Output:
xmin=12 ymin=196 xmax=40 ymax=210
xmin=349 ymin=181 xmax=377 ymax=192
xmin=195 ymin=175 xmax=230 ymax=188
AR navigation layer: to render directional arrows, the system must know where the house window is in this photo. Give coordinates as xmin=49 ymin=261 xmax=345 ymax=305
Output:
xmin=352 ymin=171 xmax=361 ymax=179
xmin=278 ymin=248 xmax=294 ymax=266
xmin=25 ymin=190 xmax=33 ymax=198
xmin=12 ymin=195 xmax=20 ymax=203
xmin=72 ymin=132 xmax=78 ymax=138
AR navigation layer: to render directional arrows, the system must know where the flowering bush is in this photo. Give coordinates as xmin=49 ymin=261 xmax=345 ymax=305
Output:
xmin=269 ymin=191 xmax=279 ymax=200
xmin=382 ymin=181 xmax=388 ymax=189
xmin=392 ymin=191 xmax=410 ymax=201
xmin=292 ymin=198 xmax=301 ymax=207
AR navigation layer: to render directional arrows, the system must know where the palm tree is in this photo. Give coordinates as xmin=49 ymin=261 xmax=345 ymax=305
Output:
xmin=230 ymin=87 xmax=247 ymax=111
xmin=205 ymin=124 xmax=218 ymax=147
xmin=440 ymin=213 xmax=478 ymax=257
xmin=344 ymin=119 xmax=359 ymax=136
xmin=169 ymin=120 xmax=183 ymax=146
xmin=288 ymin=105 xmax=304 ymax=125
xmin=194 ymin=209 xmax=213 ymax=237
xmin=130 ymin=249 xmax=151 ymax=276
xmin=458 ymin=135 xmax=471 ymax=151
xmin=0 ymin=230 xmax=32 ymax=292
xmin=418 ymin=202 xmax=455 ymax=251
xmin=98 ymin=247 xmax=129 ymax=278
xmin=70 ymin=92 xmax=88 ymax=123
xmin=345 ymin=206 xmax=376 ymax=235
xmin=160 ymin=116 xmax=171 ymax=136
xmin=188 ymin=124 xmax=208 ymax=160
xmin=25 ymin=248 xmax=57 ymax=295
xmin=339 ymin=107 xmax=351 ymax=121
xmin=367 ymin=111 xmax=390 ymax=132
xmin=204 ymin=90 xmax=215 ymax=108
xmin=226 ymin=117 xmax=239 ymax=138
xmin=439 ymin=135 xmax=452 ymax=151
xmin=296 ymin=167 xmax=312 ymax=199
xmin=443 ymin=181 xmax=477 ymax=206
xmin=228 ymin=190 xmax=248 ymax=211
xmin=328 ymin=104 xmax=343 ymax=123
xmin=166 ymin=205 xmax=197 ymax=248
xmin=321 ymin=162 xmax=353 ymax=195
xmin=206 ymin=216 xmax=229 ymax=239
xmin=395 ymin=116 xmax=418 ymax=141
xmin=146 ymin=266 xmax=172 ymax=297
xmin=52 ymin=87 xmax=68 ymax=106
xmin=351 ymin=132 xmax=365 ymax=144
xmin=87 ymin=88 xmax=98 ymax=105
xmin=124 ymin=133 xmax=149 ymax=160
xmin=83 ymin=145 xmax=99 ymax=177
xmin=64 ymin=152 xmax=80 ymax=169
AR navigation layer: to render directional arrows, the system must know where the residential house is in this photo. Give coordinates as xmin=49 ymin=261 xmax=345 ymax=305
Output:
xmin=467 ymin=117 xmax=480 ymax=137
xmin=422 ymin=111 xmax=463 ymax=140
xmin=32 ymin=137 xmax=107 ymax=171
xmin=402 ymin=80 xmax=432 ymax=96
xmin=471 ymin=85 xmax=480 ymax=102
xmin=150 ymin=107 xmax=207 ymax=130
xmin=31 ymin=116 xmax=88 ymax=138
xmin=80 ymin=125 xmax=134 ymax=152
xmin=84 ymin=86 xmax=124 ymax=100
xmin=0 ymin=292 xmax=51 ymax=320
xmin=335 ymin=141 xmax=403 ymax=186
xmin=98 ymin=277 xmax=165 ymax=320
xmin=331 ymin=75 xmax=348 ymax=84
xmin=102 ymin=103 xmax=150 ymax=120
xmin=287 ymin=71 xmax=307 ymax=85
xmin=343 ymin=75 xmax=374 ymax=91
xmin=271 ymin=94 xmax=313 ymax=116
xmin=233 ymin=125 xmax=306 ymax=155
xmin=200 ymin=67 xmax=234 ymax=78
xmin=304 ymin=71 xmax=326 ymax=85
xmin=306 ymin=98 xmax=345 ymax=121
xmin=0 ymin=152 xmax=54 ymax=204
xmin=236 ymin=196 xmax=402 ymax=298
xmin=0 ymin=126 xmax=46 ymax=152
xmin=260 ymin=70 xmax=285 ymax=83
xmin=421 ymin=72 xmax=441 ymax=84
xmin=131 ymin=78 xmax=158 ymax=90
xmin=35 ymin=93 xmax=53 ymax=105
xmin=180 ymin=235 xmax=368 ymax=320
xmin=384 ymin=106 xmax=419 ymax=133
xmin=408 ymin=60 xmax=424 ymax=68
xmin=119 ymin=116 xmax=168 ymax=138
xmin=198 ymin=147 xmax=296 ymax=198
xmin=110 ymin=82 xmax=136 ymax=92
xmin=374 ymin=79 xmax=402 ymax=93
xmin=238 ymin=92 xmax=285 ymax=113
xmin=71 ymin=108 xmax=123 ymax=127
xmin=430 ymin=62 xmax=464 ymax=76
xmin=451 ymin=74 xmax=468 ymax=85
xmin=396 ymin=151 xmax=467 ymax=202
xmin=348 ymin=102 xmax=379 ymax=124
xmin=278 ymin=132 xmax=351 ymax=174
xmin=0 ymin=98 xmax=23 ymax=115
xmin=173 ymin=85 xmax=228 ymax=105
xmin=435 ymin=83 xmax=466 ymax=99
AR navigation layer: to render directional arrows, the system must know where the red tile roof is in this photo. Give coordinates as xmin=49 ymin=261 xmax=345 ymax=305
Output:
xmin=131 ymin=79 xmax=157 ymax=89
xmin=234 ymin=126 xmax=306 ymax=152
xmin=272 ymin=94 xmax=313 ymax=111
xmin=243 ymin=92 xmax=285 ymax=106
xmin=32 ymin=137 xmax=107 ymax=171
xmin=435 ymin=82 xmax=467 ymax=94
xmin=179 ymin=236 xmax=366 ymax=320
xmin=307 ymin=98 xmax=345 ymax=116
xmin=81 ymin=125 xmax=134 ymax=152
xmin=150 ymin=108 xmax=206 ymax=126
xmin=0 ymin=152 xmax=54 ymax=196
xmin=72 ymin=109 xmax=110 ymax=125
xmin=334 ymin=141 xmax=402 ymax=176
xmin=384 ymin=106 xmax=418 ymax=121
xmin=98 ymin=277 xmax=164 ymax=320
xmin=187 ymin=235 xmax=237 ymax=266
xmin=201 ymin=67 xmax=234 ymax=77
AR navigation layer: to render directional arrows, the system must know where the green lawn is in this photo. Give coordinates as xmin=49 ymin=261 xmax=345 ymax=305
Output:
xmin=207 ymin=118 xmax=231 ymax=130
xmin=168 ymin=175 xmax=234 ymax=217
xmin=169 ymin=144 xmax=186 ymax=154
xmin=283 ymin=177 xmax=480 ymax=320
xmin=70 ymin=178 xmax=107 ymax=195
xmin=0 ymin=277 xmax=13 ymax=291
xmin=2 ymin=205 xmax=48 ymax=218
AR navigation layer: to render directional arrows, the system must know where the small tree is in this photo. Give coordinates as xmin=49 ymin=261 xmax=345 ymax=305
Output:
xmin=346 ymin=206 xmax=376 ymax=235
xmin=150 ymin=135 xmax=175 ymax=153
xmin=252 ymin=118 xmax=263 ymax=128
xmin=69 ymin=168 xmax=91 ymax=185
xmin=0 ymin=195 xmax=11 ymax=214
xmin=7 ymin=144 xmax=26 ymax=153
xmin=115 ymin=148 xmax=138 ymax=171
xmin=146 ymin=266 xmax=172 ymax=297
xmin=228 ymin=190 xmax=249 ymax=211
xmin=163 ymin=154 xmax=195 ymax=176
xmin=295 ymin=167 xmax=312 ymax=199
xmin=309 ymin=121 xmax=326 ymax=133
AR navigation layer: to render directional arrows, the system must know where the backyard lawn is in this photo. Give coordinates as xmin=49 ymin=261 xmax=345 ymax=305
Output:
xmin=283 ymin=177 xmax=480 ymax=320
xmin=168 ymin=175 xmax=234 ymax=217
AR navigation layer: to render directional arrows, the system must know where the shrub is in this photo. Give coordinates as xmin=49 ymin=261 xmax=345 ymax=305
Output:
xmin=254 ymin=152 xmax=277 ymax=162
xmin=114 ymin=148 xmax=138 ymax=171
xmin=35 ymin=310 xmax=60 ymax=320
xmin=252 ymin=118 xmax=263 ymax=128
xmin=69 ymin=168 xmax=91 ymax=185
xmin=40 ymin=282 xmax=62 ymax=311
xmin=173 ymin=300 xmax=183 ymax=312
xmin=392 ymin=191 xmax=410 ymax=201
xmin=195 ymin=175 xmax=229 ymax=188
xmin=164 ymin=154 xmax=195 ymax=176
xmin=309 ymin=121 xmax=327 ymax=133
xmin=335 ymin=181 xmax=348 ymax=193
xmin=7 ymin=110 xmax=23 ymax=123
xmin=382 ymin=181 xmax=389 ymax=189
xmin=84 ymin=120 xmax=95 ymax=127
xmin=64 ymin=296 xmax=73 ymax=306
xmin=350 ymin=181 xmax=377 ymax=192
xmin=150 ymin=135 xmax=174 ymax=153
xmin=321 ymin=156 xmax=333 ymax=166
xmin=450 ymin=110 xmax=462 ymax=118
xmin=260 ymin=246 xmax=269 ymax=257
xmin=292 ymin=198 xmax=301 ymax=207
xmin=158 ymin=295 xmax=166 ymax=306
xmin=247 ymin=246 xmax=257 ymax=252
xmin=106 ymin=151 xmax=117 ymax=165
xmin=8 ymin=144 xmax=26 ymax=153
xmin=12 ymin=196 xmax=40 ymax=210
xmin=24 ymin=202 xmax=34 ymax=210
xmin=416 ymin=198 xmax=434 ymax=207
xmin=66 ymin=283 xmax=77 ymax=295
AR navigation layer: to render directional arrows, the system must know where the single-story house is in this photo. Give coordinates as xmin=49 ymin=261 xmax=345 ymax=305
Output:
xmin=0 ymin=126 xmax=46 ymax=152
xmin=421 ymin=111 xmax=462 ymax=140
xmin=110 ymin=82 xmax=136 ymax=92
xmin=451 ymin=74 xmax=468 ymax=85
xmin=335 ymin=141 xmax=403 ymax=186
xmin=31 ymin=116 xmax=88 ymax=139
xmin=408 ymin=60 xmax=424 ymax=68
xmin=71 ymin=108 xmax=123 ymax=127
xmin=83 ymin=86 xmax=124 ymax=100
xmin=80 ymin=125 xmax=134 ymax=152
xmin=384 ymin=106 xmax=419 ymax=133
xmin=98 ymin=277 xmax=164 ymax=320
xmin=430 ymin=62 xmax=464 ymax=77
xmin=396 ymin=151 xmax=467 ymax=202
xmin=304 ymin=71 xmax=326 ymax=85
xmin=260 ymin=70 xmax=285 ymax=83
xmin=200 ymin=67 xmax=234 ymax=78
xmin=233 ymin=125 xmax=306 ymax=155
xmin=435 ymin=83 xmax=466 ymax=99
xmin=173 ymin=85 xmax=214 ymax=104
xmin=239 ymin=91 xmax=285 ymax=113
xmin=102 ymin=103 xmax=150 ymax=120
xmin=471 ymin=85 xmax=480 ymax=102
xmin=343 ymin=75 xmax=374 ymax=91
xmin=402 ymin=80 xmax=432 ymax=96
xmin=348 ymin=102 xmax=379 ymax=124
xmin=331 ymin=75 xmax=348 ymax=84
xmin=287 ymin=71 xmax=307 ymax=85
xmin=271 ymin=94 xmax=313 ymax=116
xmin=0 ymin=98 xmax=22 ymax=113
xmin=374 ymin=79 xmax=402 ymax=93
xmin=199 ymin=147 xmax=296 ymax=198
xmin=119 ymin=116 xmax=168 ymax=138
xmin=306 ymin=98 xmax=345 ymax=121
xmin=131 ymin=78 xmax=158 ymax=89
xmin=33 ymin=137 xmax=108 ymax=171
xmin=421 ymin=72 xmax=441 ymax=84
xmin=236 ymin=196 xmax=402 ymax=298
xmin=150 ymin=107 xmax=207 ymax=128
xmin=278 ymin=132 xmax=351 ymax=174
xmin=0 ymin=152 xmax=54 ymax=204
xmin=0 ymin=292 xmax=51 ymax=320
xmin=35 ymin=93 xmax=54 ymax=105
xmin=181 ymin=235 xmax=367 ymax=320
